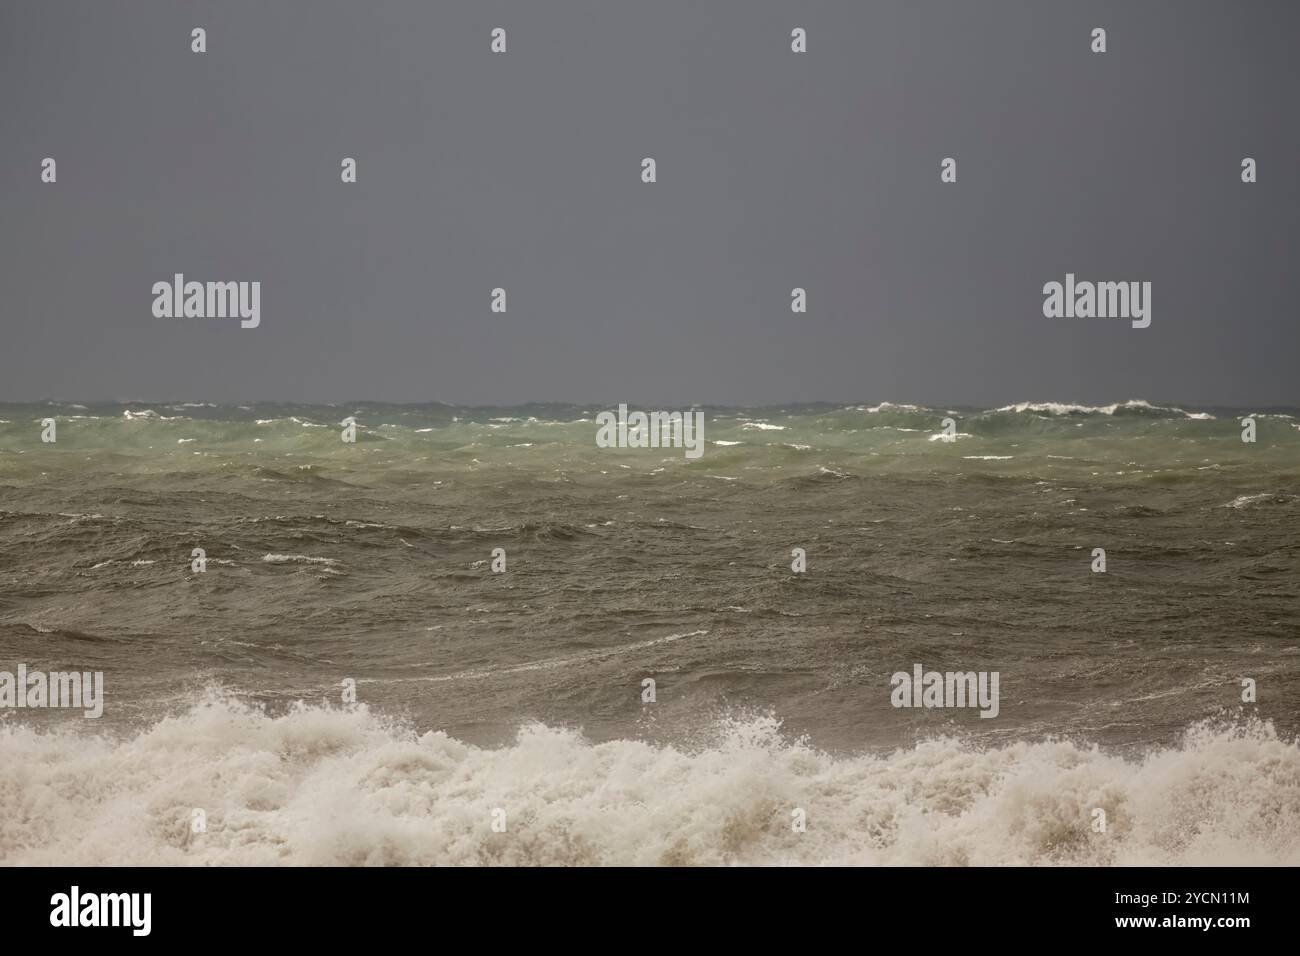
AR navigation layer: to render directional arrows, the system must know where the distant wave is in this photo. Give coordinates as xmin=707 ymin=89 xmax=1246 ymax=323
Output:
xmin=2 ymin=695 xmax=1296 ymax=866
xmin=857 ymin=402 xmax=931 ymax=413
xmin=993 ymin=399 xmax=1215 ymax=419
xmin=1223 ymin=493 xmax=1300 ymax=509
xmin=260 ymin=553 xmax=340 ymax=566
xmin=0 ymin=399 xmax=1249 ymax=426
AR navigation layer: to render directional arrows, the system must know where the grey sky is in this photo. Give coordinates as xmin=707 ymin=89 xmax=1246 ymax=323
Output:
xmin=2 ymin=1 xmax=1297 ymax=406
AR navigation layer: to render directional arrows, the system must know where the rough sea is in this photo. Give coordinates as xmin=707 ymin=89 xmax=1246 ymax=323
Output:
xmin=2 ymin=399 xmax=1298 ymax=865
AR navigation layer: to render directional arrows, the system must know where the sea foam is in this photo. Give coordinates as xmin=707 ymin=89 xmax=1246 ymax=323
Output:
xmin=2 ymin=695 xmax=1297 ymax=866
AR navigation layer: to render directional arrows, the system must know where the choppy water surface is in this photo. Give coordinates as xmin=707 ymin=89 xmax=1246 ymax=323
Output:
xmin=2 ymin=399 xmax=1298 ymax=864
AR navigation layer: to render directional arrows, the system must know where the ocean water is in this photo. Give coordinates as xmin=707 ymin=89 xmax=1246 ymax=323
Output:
xmin=2 ymin=399 xmax=1299 ymax=865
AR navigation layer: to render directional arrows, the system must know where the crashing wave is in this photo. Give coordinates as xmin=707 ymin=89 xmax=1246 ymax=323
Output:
xmin=994 ymin=399 xmax=1214 ymax=419
xmin=1 ymin=696 xmax=1296 ymax=866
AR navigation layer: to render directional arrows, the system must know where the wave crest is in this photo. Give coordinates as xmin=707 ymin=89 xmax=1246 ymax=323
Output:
xmin=2 ymin=695 xmax=1298 ymax=866
xmin=993 ymin=399 xmax=1213 ymax=419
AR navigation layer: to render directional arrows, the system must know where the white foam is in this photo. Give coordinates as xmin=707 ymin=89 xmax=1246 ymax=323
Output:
xmin=1224 ymin=493 xmax=1299 ymax=509
xmin=260 ymin=554 xmax=340 ymax=566
xmin=995 ymin=399 xmax=1213 ymax=419
xmin=1 ymin=698 xmax=1296 ymax=866
xmin=858 ymin=402 xmax=928 ymax=413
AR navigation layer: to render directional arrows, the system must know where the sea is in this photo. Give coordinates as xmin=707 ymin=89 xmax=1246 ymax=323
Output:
xmin=1 ymin=399 xmax=1298 ymax=865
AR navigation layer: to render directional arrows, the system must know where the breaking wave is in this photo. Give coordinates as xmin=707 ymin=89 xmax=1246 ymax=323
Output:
xmin=992 ymin=399 xmax=1214 ymax=419
xmin=2 ymin=695 xmax=1297 ymax=866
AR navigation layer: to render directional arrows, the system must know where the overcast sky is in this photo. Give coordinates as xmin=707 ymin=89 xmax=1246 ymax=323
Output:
xmin=2 ymin=1 xmax=1297 ymax=407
